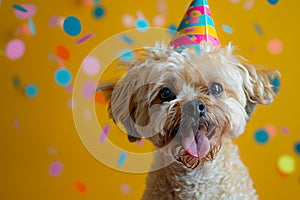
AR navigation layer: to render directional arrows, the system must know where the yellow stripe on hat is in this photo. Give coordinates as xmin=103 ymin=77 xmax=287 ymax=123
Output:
xmin=178 ymin=25 xmax=218 ymax=38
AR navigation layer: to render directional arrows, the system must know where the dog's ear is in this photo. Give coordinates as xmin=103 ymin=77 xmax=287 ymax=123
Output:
xmin=100 ymin=81 xmax=142 ymax=142
xmin=238 ymin=63 xmax=281 ymax=120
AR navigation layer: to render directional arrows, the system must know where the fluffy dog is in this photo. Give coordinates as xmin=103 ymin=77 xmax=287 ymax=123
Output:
xmin=101 ymin=41 xmax=279 ymax=199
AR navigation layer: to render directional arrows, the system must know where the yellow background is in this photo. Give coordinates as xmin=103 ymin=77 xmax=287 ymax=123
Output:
xmin=0 ymin=0 xmax=299 ymax=199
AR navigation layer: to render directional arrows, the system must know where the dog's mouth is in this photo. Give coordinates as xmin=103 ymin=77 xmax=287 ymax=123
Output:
xmin=171 ymin=122 xmax=217 ymax=169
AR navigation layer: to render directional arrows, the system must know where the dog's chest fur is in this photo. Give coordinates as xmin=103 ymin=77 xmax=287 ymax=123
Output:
xmin=142 ymin=139 xmax=258 ymax=200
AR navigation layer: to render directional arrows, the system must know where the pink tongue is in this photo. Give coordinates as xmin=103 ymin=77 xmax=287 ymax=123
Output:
xmin=182 ymin=129 xmax=210 ymax=158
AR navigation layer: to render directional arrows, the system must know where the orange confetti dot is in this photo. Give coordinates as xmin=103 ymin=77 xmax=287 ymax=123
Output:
xmin=55 ymin=45 xmax=70 ymax=62
xmin=74 ymin=181 xmax=87 ymax=194
xmin=95 ymin=90 xmax=106 ymax=105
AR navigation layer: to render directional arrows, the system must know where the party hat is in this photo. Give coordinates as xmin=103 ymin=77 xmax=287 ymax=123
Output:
xmin=170 ymin=0 xmax=220 ymax=51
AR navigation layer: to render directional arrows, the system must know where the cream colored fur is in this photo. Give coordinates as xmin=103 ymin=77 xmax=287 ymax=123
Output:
xmin=101 ymin=42 xmax=280 ymax=200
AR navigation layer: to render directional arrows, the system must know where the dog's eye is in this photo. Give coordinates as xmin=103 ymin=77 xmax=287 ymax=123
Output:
xmin=159 ymin=87 xmax=176 ymax=102
xmin=209 ymin=82 xmax=223 ymax=97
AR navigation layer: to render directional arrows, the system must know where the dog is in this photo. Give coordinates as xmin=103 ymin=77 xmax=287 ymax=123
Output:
xmin=100 ymin=41 xmax=280 ymax=199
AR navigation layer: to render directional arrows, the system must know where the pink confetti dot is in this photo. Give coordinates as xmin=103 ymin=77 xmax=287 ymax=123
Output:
xmin=47 ymin=147 xmax=58 ymax=155
xmin=5 ymin=39 xmax=25 ymax=60
xmin=122 ymin=14 xmax=135 ymax=28
xmin=157 ymin=0 xmax=168 ymax=13
xmin=13 ymin=118 xmax=19 ymax=130
xmin=136 ymin=139 xmax=145 ymax=147
xmin=99 ymin=124 xmax=110 ymax=143
xmin=230 ymin=0 xmax=242 ymax=3
xmin=83 ymin=109 xmax=92 ymax=119
xmin=82 ymin=56 xmax=101 ymax=76
xmin=153 ymin=14 xmax=166 ymax=27
xmin=120 ymin=183 xmax=131 ymax=195
xmin=49 ymin=15 xmax=59 ymax=27
xmin=14 ymin=4 xmax=36 ymax=19
xmin=243 ymin=0 xmax=255 ymax=10
xmin=264 ymin=124 xmax=277 ymax=138
xmin=267 ymin=38 xmax=283 ymax=55
xmin=280 ymin=126 xmax=290 ymax=135
xmin=82 ymin=81 xmax=97 ymax=99
xmin=49 ymin=161 xmax=63 ymax=176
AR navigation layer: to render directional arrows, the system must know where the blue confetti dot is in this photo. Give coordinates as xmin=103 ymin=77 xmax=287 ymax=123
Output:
xmin=168 ymin=24 xmax=177 ymax=36
xmin=63 ymin=16 xmax=81 ymax=36
xmin=221 ymin=24 xmax=233 ymax=34
xmin=270 ymin=77 xmax=281 ymax=93
xmin=121 ymin=35 xmax=134 ymax=45
xmin=118 ymin=152 xmax=127 ymax=166
xmin=120 ymin=49 xmax=135 ymax=62
xmin=267 ymin=0 xmax=279 ymax=5
xmin=294 ymin=142 xmax=300 ymax=155
xmin=25 ymin=84 xmax=38 ymax=98
xmin=55 ymin=68 xmax=72 ymax=86
xmin=254 ymin=129 xmax=269 ymax=144
xmin=254 ymin=23 xmax=264 ymax=36
xmin=29 ymin=19 xmax=36 ymax=35
xmin=93 ymin=5 xmax=105 ymax=19
xmin=135 ymin=18 xmax=149 ymax=31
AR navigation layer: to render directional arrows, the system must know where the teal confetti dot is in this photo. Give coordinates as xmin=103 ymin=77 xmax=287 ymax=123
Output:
xmin=29 ymin=19 xmax=36 ymax=35
xmin=135 ymin=18 xmax=149 ymax=31
xmin=55 ymin=68 xmax=72 ymax=86
xmin=254 ymin=23 xmax=264 ymax=36
xmin=270 ymin=76 xmax=280 ymax=93
xmin=118 ymin=152 xmax=127 ymax=166
xmin=93 ymin=5 xmax=105 ymax=19
xmin=25 ymin=84 xmax=38 ymax=98
xmin=268 ymin=0 xmax=279 ymax=5
xmin=168 ymin=24 xmax=177 ymax=36
xmin=120 ymin=49 xmax=135 ymax=62
xmin=221 ymin=24 xmax=233 ymax=34
xmin=254 ymin=129 xmax=269 ymax=144
xmin=63 ymin=16 xmax=81 ymax=36
xmin=12 ymin=4 xmax=27 ymax=12
xmin=121 ymin=35 xmax=134 ymax=45
xmin=12 ymin=76 xmax=21 ymax=88
xmin=294 ymin=142 xmax=300 ymax=155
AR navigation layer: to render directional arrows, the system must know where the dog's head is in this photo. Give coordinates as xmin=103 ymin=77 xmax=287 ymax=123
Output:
xmin=101 ymin=42 xmax=280 ymax=169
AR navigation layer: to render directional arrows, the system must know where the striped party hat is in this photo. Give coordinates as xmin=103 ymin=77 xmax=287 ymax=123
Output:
xmin=170 ymin=0 xmax=220 ymax=51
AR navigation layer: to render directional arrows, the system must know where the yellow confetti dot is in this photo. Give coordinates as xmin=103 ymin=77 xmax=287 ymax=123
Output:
xmin=277 ymin=155 xmax=296 ymax=175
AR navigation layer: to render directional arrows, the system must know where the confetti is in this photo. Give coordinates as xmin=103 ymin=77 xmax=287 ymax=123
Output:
xmin=82 ymin=56 xmax=101 ymax=75
xmin=117 ymin=152 xmax=127 ymax=166
xmin=120 ymin=183 xmax=131 ymax=195
xmin=95 ymin=90 xmax=106 ymax=105
xmin=28 ymin=19 xmax=36 ymax=35
xmin=122 ymin=14 xmax=135 ymax=28
xmin=65 ymin=84 xmax=73 ymax=93
xmin=264 ymin=124 xmax=277 ymax=138
xmin=82 ymin=81 xmax=97 ymax=99
xmin=54 ymin=68 xmax=72 ymax=86
xmin=254 ymin=23 xmax=264 ymax=36
xmin=5 ymin=39 xmax=25 ymax=60
xmin=267 ymin=38 xmax=283 ymax=55
xmin=49 ymin=161 xmax=63 ymax=176
xmin=280 ymin=126 xmax=290 ymax=135
xmin=168 ymin=24 xmax=177 ymax=36
xmin=268 ymin=0 xmax=279 ymax=5
xmin=136 ymin=139 xmax=145 ymax=147
xmin=49 ymin=15 xmax=59 ymax=27
xmin=153 ymin=14 xmax=166 ymax=27
xmin=277 ymin=155 xmax=296 ymax=175
xmin=83 ymin=109 xmax=92 ymax=119
xmin=47 ymin=147 xmax=58 ymax=155
xmin=254 ymin=129 xmax=269 ymax=144
xmin=74 ymin=181 xmax=87 ymax=194
xmin=12 ymin=76 xmax=21 ymax=89
xmin=119 ymin=49 xmax=135 ymax=62
xmin=120 ymin=35 xmax=134 ymax=45
xmin=12 ymin=4 xmax=27 ymax=12
xmin=221 ymin=24 xmax=233 ymax=34
xmin=294 ymin=142 xmax=300 ymax=155
xmin=63 ymin=16 xmax=82 ymax=36
xmin=270 ymin=76 xmax=280 ymax=93
xmin=24 ymin=84 xmax=38 ymax=98
xmin=13 ymin=4 xmax=37 ymax=19
xmin=135 ymin=18 xmax=149 ymax=31
xmin=67 ymin=98 xmax=77 ymax=109
xmin=243 ymin=0 xmax=255 ymax=10
xmin=99 ymin=124 xmax=110 ymax=143
xmin=13 ymin=118 xmax=19 ymax=130
xmin=76 ymin=33 xmax=94 ymax=44
xmin=55 ymin=45 xmax=70 ymax=62
xmin=229 ymin=0 xmax=242 ymax=3
xmin=93 ymin=5 xmax=105 ymax=19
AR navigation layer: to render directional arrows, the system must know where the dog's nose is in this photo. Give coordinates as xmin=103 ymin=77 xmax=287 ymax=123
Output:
xmin=183 ymin=100 xmax=206 ymax=118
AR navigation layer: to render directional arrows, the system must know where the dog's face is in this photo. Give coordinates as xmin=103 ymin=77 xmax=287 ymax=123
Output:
xmin=101 ymin=42 xmax=279 ymax=169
